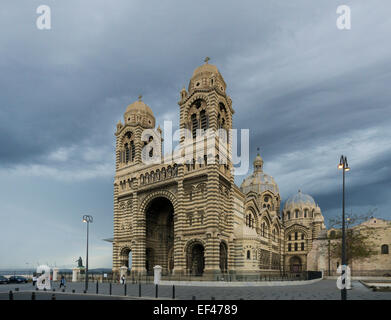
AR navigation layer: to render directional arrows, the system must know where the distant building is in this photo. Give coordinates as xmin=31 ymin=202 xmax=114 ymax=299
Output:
xmin=308 ymin=217 xmax=391 ymax=276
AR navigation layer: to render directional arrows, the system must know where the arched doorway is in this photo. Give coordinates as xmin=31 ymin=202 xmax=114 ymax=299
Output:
xmin=219 ymin=242 xmax=228 ymax=273
xmin=145 ymin=197 xmax=174 ymax=275
xmin=289 ymin=256 xmax=302 ymax=273
xmin=186 ymin=241 xmax=205 ymax=276
xmin=120 ymin=247 xmax=132 ymax=269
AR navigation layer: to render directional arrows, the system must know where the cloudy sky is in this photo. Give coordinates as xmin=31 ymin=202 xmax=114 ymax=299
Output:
xmin=0 ymin=0 xmax=390 ymax=269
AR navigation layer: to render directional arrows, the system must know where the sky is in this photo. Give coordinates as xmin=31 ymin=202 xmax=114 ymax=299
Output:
xmin=0 ymin=0 xmax=390 ymax=269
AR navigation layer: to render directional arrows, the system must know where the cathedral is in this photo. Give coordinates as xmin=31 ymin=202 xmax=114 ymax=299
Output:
xmin=111 ymin=59 xmax=330 ymax=277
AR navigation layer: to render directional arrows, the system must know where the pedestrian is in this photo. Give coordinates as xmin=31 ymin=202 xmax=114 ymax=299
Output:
xmin=32 ymin=274 xmax=37 ymax=287
xmin=121 ymin=275 xmax=126 ymax=285
xmin=59 ymin=275 xmax=66 ymax=288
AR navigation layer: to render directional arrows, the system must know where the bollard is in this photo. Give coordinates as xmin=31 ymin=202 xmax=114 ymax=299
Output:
xmin=172 ymin=285 xmax=175 ymax=299
xmin=9 ymin=291 xmax=13 ymax=300
xmin=138 ymin=283 xmax=141 ymax=297
xmin=124 ymin=284 xmax=127 ymax=296
xmin=36 ymin=287 xmax=39 ymax=291
xmin=109 ymin=282 xmax=112 ymax=295
xmin=192 ymin=295 xmax=196 ymax=300
xmin=53 ymin=289 xmax=55 ymax=292
xmin=72 ymin=289 xmax=75 ymax=293
xmin=155 ymin=284 xmax=158 ymax=298
xmin=31 ymin=292 xmax=36 ymax=300
xmin=62 ymin=289 xmax=65 ymax=293
xmin=51 ymin=294 xmax=56 ymax=300
xmin=83 ymin=290 xmax=86 ymax=294
xmin=211 ymin=296 xmax=215 ymax=300
xmin=96 ymin=281 xmax=99 ymax=294
xmin=15 ymin=288 xmax=19 ymax=292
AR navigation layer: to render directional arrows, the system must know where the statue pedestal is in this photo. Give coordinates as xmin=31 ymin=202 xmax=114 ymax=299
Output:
xmin=153 ymin=265 xmax=162 ymax=285
xmin=72 ymin=268 xmax=80 ymax=282
xmin=52 ymin=268 xmax=59 ymax=281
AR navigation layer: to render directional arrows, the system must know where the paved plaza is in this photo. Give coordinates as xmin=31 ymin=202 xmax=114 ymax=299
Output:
xmin=0 ymin=279 xmax=390 ymax=300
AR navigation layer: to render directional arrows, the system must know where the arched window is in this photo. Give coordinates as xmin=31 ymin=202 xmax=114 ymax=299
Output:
xmin=304 ymin=209 xmax=308 ymax=218
xmin=294 ymin=232 xmax=298 ymax=240
xmin=294 ymin=243 xmax=298 ymax=251
xmin=218 ymin=103 xmax=227 ymax=129
xmin=122 ymin=131 xmax=135 ymax=164
xmin=200 ymin=110 xmax=208 ymax=130
xmin=287 ymin=211 xmax=290 ymax=220
xmin=381 ymin=244 xmax=389 ymax=254
xmin=125 ymin=143 xmax=130 ymax=162
xmin=295 ymin=210 xmax=299 ymax=218
xmin=246 ymin=213 xmax=255 ymax=228
xmin=130 ymin=141 xmax=135 ymax=161
xmin=191 ymin=113 xmax=198 ymax=139
xmin=261 ymin=222 xmax=268 ymax=238
xmin=288 ymin=243 xmax=292 ymax=252
xmin=301 ymin=243 xmax=305 ymax=251
xmin=301 ymin=233 xmax=305 ymax=240
xmin=247 ymin=250 xmax=251 ymax=260
xmin=188 ymin=99 xmax=208 ymax=139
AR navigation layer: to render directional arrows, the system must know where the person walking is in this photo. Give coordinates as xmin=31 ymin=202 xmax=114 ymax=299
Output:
xmin=32 ymin=274 xmax=37 ymax=287
xmin=59 ymin=275 xmax=66 ymax=288
xmin=121 ymin=275 xmax=126 ymax=285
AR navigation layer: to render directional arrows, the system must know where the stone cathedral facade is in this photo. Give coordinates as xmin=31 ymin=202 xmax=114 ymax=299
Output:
xmin=111 ymin=60 xmax=329 ymax=277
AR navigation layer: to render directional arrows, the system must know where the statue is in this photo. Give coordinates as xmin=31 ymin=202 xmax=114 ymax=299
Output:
xmin=75 ymin=256 xmax=83 ymax=268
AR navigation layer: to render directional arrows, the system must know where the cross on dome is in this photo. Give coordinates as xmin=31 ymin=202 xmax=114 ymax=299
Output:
xmin=204 ymin=57 xmax=210 ymax=64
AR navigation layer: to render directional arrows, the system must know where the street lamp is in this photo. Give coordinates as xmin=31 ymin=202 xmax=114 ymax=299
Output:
xmin=338 ymin=155 xmax=350 ymax=300
xmin=82 ymin=214 xmax=93 ymax=292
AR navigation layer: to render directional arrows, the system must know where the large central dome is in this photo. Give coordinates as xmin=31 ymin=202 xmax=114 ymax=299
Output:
xmin=284 ymin=190 xmax=316 ymax=210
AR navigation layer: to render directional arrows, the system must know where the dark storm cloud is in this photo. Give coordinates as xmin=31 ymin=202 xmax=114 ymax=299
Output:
xmin=0 ymin=0 xmax=391 ymax=266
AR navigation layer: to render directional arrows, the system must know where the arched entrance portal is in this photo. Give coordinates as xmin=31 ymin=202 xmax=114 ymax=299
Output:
xmin=289 ymin=256 xmax=302 ymax=273
xmin=219 ymin=242 xmax=228 ymax=273
xmin=145 ymin=197 xmax=174 ymax=275
xmin=186 ymin=242 xmax=205 ymax=276
xmin=120 ymin=247 xmax=132 ymax=269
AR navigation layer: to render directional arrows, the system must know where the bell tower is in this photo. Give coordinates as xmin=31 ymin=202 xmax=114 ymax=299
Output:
xmin=176 ymin=58 xmax=236 ymax=275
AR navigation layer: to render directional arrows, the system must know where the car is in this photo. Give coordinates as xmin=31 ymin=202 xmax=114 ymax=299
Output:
xmin=0 ymin=276 xmax=9 ymax=284
xmin=8 ymin=276 xmax=28 ymax=284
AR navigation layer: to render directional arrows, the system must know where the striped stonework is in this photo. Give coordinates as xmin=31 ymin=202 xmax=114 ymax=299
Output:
xmin=112 ymin=61 xmax=328 ymax=277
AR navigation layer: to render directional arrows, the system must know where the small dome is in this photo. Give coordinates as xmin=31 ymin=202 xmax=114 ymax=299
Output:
xmin=284 ymin=190 xmax=316 ymax=210
xmin=188 ymin=58 xmax=226 ymax=92
xmin=124 ymin=96 xmax=155 ymax=128
xmin=240 ymin=153 xmax=279 ymax=195
xmin=192 ymin=63 xmax=220 ymax=78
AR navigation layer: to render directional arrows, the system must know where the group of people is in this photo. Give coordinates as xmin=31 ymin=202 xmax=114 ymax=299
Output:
xmin=31 ymin=273 xmax=126 ymax=287
xmin=31 ymin=274 xmax=66 ymax=288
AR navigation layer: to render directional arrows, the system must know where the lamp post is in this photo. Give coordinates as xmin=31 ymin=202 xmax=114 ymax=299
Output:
xmin=82 ymin=215 xmax=93 ymax=292
xmin=338 ymin=155 xmax=350 ymax=300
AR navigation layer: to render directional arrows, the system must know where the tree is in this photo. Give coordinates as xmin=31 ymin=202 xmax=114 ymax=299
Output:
xmin=328 ymin=209 xmax=379 ymax=271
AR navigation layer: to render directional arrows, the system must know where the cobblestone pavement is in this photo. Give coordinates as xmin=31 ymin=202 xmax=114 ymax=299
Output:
xmin=0 ymin=280 xmax=390 ymax=300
